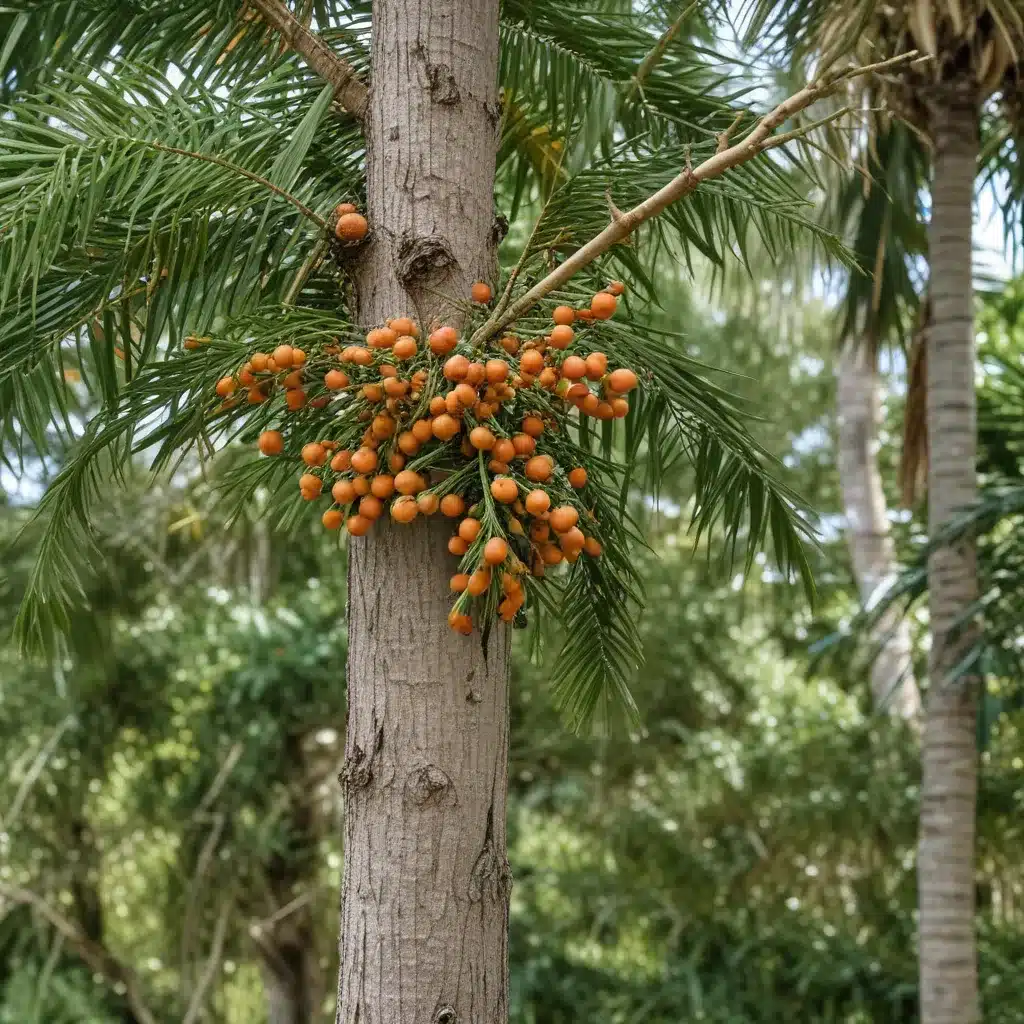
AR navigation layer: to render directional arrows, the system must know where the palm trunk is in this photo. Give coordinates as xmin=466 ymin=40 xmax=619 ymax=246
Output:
xmin=336 ymin=3 xmax=511 ymax=1023
xmin=919 ymin=87 xmax=980 ymax=1024
xmin=835 ymin=343 xmax=920 ymax=717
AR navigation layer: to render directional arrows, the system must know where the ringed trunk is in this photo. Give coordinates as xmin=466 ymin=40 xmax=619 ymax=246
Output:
xmin=336 ymin=3 xmax=511 ymax=1023
xmin=835 ymin=342 xmax=920 ymax=717
xmin=918 ymin=85 xmax=980 ymax=1024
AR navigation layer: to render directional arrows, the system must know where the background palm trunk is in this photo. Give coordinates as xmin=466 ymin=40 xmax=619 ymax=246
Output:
xmin=919 ymin=87 xmax=981 ymax=1024
xmin=336 ymin=2 xmax=511 ymax=1023
xmin=835 ymin=343 xmax=920 ymax=717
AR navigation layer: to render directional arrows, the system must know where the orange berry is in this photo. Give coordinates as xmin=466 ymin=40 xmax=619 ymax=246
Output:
xmin=332 ymin=479 xmax=357 ymax=505
xmin=492 ymin=438 xmax=515 ymax=463
xmin=432 ymin=414 xmax=461 ymax=441
xmin=388 ymin=451 xmax=406 ymax=472
xmin=347 ymin=514 xmax=372 ymax=536
xmin=488 ymin=459 xmax=510 ymax=475
xmin=397 ymin=428 xmax=420 ymax=456
xmin=351 ymin=347 xmax=374 ymax=366
xmin=411 ymin=418 xmax=434 ymax=443
xmin=444 ymin=355 xmax=470 ymax=381
xmin=560 ymin=526 xmax=585 ymax=553
xmin=322 ymin=509 xmax=344 ymax=530
xmin=367 ymin=327 xmax=397 ymax=349
xmin=568 ymin=467 xmax=588 ymax=488
xmin=258 ymin=430 xmax=284 ymax=456
xmin=530 ymin=519 xmax=550 ymax=542
xmin=490 ymin=476 xmax=518 ymax=504
xmin=448 ymin=609 xmax=473 ymax=635
xmin=335 ymin=202 xmax=357 ymax=216
xmin=250 ymin=353 xmax=269 ymax=371
xmin=607 ymin=368 xmax=638 ymax=393
xmin=524 ymin=455 xmax=553 ymax=482
xmin=485 ymin=359 xmax=509 ymax=384
xmin=448 ymin=535 xmax=469 ymax=556
xmin=429 ymin=395 xmax=447 ymax=416
xmin=450 ymin=573 xmax=471 ymax=592
xmin=465 ymin=362 xmax=486 ymax=386
xmin=561 ymin=356 xmax=587 ymax=380
xmin=470 ymin=426 xmax=496 ymax=451
xmin=611 ymin=397 xmax=629 ymax=418
xmin=429 ymin=326 xmax=458 ymax=355
xmin=417 ymin=492 xmax=440 ymax=515
xmin=525 ymin=489 xmax=550 ymax=516
xmin=362 ymin=383 xmax=384 ymax=403
xmin=519 ymin=350 xmax=544 ymax=375
xmin=538 ymin=367 xmax=558 ymax=389
xmin=239 ymin=365 xmax=256 ymax=387
xmin=391 ymin=495 xmax=419 ymax=524
xmin=467 ymin=568 xmax=491 ymax=596
xmin=302 ymin=442 xmax=327 ymax=467
xmin=581 ymin=393 xmax=600 ymax=416
xmin=549 ymin=506 xmax=579 ymax=533
xmin=359 ymin=495 xmax=384 ymax=520
xmin=350 ymin=447 xmax=378 ymax=474
xmin=512 ymin=433 xmax=536 ymax=457
xmin=325 ymin=369 xmax=349 ymax=390
xmin=351 ymin=475 xmax=371 ymax=497
xmin=247 ymin=387 xmax=267 ymax=405
xmin=285 ymin=389 xmax=306 ymax=411
xmin=521 ymin=415 xmax=544 ymax=438
xmin=459 ymin=518 xmax=482 ymax=543
xmin=299 ymin=473 xmax=322 ymax=495
xmin=552 ymin=305 xmax=575 ymax=326
xmin=370 ymin=475 xmax=396 ymax=499
xmin=389 ymin=317 xmax=417 ymax=337
xmin=440 ymin=493 xmax=466 ymax=517
xmin=474 ymin=402 xmax=496 ymax=420
xmin=393 ymin=336 xmax=417 ymax=360
xmin=549 ymin=324 xmax=574 ymax=349
xmin=591 ymin=291 xmax=617 ymax=319
xmin=335 ymin=212 xmax=368 ymax=242
xmin=541 ymin=544 xmax=564 ymax=565
xmin=585 ymin=352 xmax=608 ymax=380
xmin=500 ymin=335 xmax=520 ymax=355
xmin=394 ymin=470 xmax=426 ymax=495
xmin=455 ymin=382 xmax=478 ymax=407
xmin=607 ymin=280 xmax=625 ymax=296
xmin=471 ymin=281 xmax=492 ymax=303
xmin=331 ymin=449 xmax=353 ymax=472
xmin=484 ymin=537 xmax=509 ymax=565
xmin=372 ymin=414 xmax=397 ymax=440
xmin=595 ymin=401 xmax=615 ymax=420
xmin=273 ymin=345 xmax=294 ymax=368
xmin=215 ymin=376 xmax=236 ymax=397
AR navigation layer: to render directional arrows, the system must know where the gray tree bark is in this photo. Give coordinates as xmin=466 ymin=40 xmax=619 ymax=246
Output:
xmin=336 ymin=3 xmax=511 ymax=1023
xmin=918 ymin=86 xmax=981 ymax=1024
xmin=835 ymin=343 xmax=921 ymax=717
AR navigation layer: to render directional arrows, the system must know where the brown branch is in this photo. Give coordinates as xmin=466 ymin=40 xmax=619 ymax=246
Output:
xmin=470 ymin=52 xmax=918 ymax=347
xmin=0 ymin=883 xmax=158 ymax=1024
xmin=249 ymin=0 xmax=368 ymax=118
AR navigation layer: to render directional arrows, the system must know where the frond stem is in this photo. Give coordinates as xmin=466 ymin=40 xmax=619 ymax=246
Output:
xmin=145 ymin=142 xmax=327 ymax=229
xmin=470 ymin=51 xmax=918 ymax=347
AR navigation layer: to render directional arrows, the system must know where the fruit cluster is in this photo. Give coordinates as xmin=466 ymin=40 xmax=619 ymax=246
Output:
xmin=213 ymin=215 xmax=638 ymax=633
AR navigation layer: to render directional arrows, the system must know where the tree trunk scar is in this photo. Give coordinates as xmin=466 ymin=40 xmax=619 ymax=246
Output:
xmin=404 ymin=764 xmax=456 ymax=808
xmin=426 ymin=62 xmax=460 ymax=105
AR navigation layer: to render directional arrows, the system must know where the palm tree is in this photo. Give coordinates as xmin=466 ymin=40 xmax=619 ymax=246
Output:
xmin=744 ymin=1 xmax=1023 ymax=1019
xmin=0 ymin=2 xmax=894 ymax=1019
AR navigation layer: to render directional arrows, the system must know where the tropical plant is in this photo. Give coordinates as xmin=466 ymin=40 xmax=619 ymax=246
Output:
xmin=1 ymin=1 xmax=912 ymax=1018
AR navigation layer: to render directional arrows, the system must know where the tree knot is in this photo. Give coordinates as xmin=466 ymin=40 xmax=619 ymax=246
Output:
xmin=469 ymin=841 xmax=513 ymax=903
xmin=433 ymin=1006 xmax=457 ymax=1024
xmin=339 ymin=745 xmax=373 ymax=790
xmin=396 ymin=234 xmax=457 ymax=286
xmin=404 ymin=764 xmax=456 ymax=808
xmin=427 ymin=62 xmax=460 ymax=105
